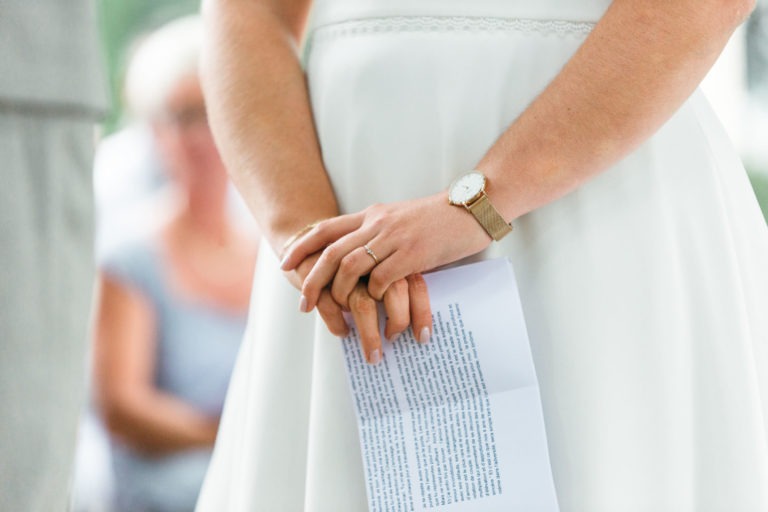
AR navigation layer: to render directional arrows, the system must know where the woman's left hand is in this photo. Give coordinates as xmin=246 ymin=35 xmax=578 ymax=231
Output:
xmin=280 ymin=192 xmax=492 ymax=311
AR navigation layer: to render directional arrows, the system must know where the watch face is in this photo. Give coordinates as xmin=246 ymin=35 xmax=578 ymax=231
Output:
xmin=449 ymin=171 xmax=486 ymax=205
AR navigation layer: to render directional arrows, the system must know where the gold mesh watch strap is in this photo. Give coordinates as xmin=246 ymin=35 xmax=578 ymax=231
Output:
xmin=467 ymin=193 xmax=513 ymax=241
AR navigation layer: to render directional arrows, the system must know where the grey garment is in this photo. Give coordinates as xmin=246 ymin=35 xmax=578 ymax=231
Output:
xmin=0 ymin=0 xmax=107 ymax=112
xmin=0 ymin=107 xmax=98 ymax=511
xmin=0 ymin=3 xmax=105 ymax=510
xmin=101 ymin=241 xmax=246 ymax=512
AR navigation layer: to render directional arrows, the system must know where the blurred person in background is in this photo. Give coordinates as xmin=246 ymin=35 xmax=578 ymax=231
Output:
xmin=0 ymin=2 xmax=106 ymax=511
xmin=91 ymin=16 xmax=257 ymax=511
xmin=92 ymin=120 xmax=168 ymax=261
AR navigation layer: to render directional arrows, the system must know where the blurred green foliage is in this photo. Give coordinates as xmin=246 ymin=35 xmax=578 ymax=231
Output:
xmin=98 ymin=0 xmax=199 ymax=133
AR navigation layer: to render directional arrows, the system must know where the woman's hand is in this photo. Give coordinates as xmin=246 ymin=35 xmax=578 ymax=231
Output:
xmin=348 ymin=274 xmax=433 ymax=364
xmin=284 ymin=251 xmax=350 ymax=337
xmin=283 ymin=251 xmax=434 ymax=363
xmin=280 ymin=192 xmax=492 ymax=312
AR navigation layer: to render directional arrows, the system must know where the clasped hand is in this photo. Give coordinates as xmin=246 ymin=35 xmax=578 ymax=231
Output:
xmin=281 ymin=192 xmax=491 ymax=364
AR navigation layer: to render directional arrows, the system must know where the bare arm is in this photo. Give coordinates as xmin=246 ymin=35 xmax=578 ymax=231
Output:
xmin=284 ymin=0 xmax=756 ymax=306
xmin=482 ymin=0 xmax=756 ymax=221
xmin=200 ymin=0 xmax=337 ymax=252
xmin=201 ymin=0 xmax=434 ymax=362
xmin=93 ymin=275 xmax=218 ymax=454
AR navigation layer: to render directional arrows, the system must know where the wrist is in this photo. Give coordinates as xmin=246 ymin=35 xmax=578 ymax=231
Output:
xmin=279 ymin=220 xmax=325 ymax=260
xmin=268 ymin=212 xmax=336 ymax=259
xmin=447 ymin=170 xmax=513 ymax=241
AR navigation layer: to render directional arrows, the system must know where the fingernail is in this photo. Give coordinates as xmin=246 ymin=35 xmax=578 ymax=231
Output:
xmin=279 ymin=256 xmax=288 ymax=269
xmin=388 ymin=332 xmax=402 ymax=343
xmin=299 ymin=295 xmax=309 ymax=313
xmin=369 ymin=349 xmax=382 ymax=365
xmin=419 ymin=327 xmax=431 ymax=344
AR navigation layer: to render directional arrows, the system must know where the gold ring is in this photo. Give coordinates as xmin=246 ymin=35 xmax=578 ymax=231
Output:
xmin=363 ymin=244 xmax=380 ymax=265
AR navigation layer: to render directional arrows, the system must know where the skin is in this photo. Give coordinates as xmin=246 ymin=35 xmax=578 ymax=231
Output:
xmin=93 ymin=76 xmax=257 ymax=454
xmin=201 ymin=0 xmax=433 ymax=364
xmin=202 ymin=0 xmax=755 ymax=364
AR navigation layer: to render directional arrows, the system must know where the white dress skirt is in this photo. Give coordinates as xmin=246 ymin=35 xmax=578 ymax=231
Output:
xmin=197 ymin=0 xmax=768 ymax=510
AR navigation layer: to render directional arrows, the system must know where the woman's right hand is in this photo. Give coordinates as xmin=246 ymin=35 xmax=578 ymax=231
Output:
xmin=284 ymin=251 xmax=432 ymax=364
xmin=284 ymin=251 xmax=350 ymax=337
xmin=347 ymin=274 xmax=432 ymax=365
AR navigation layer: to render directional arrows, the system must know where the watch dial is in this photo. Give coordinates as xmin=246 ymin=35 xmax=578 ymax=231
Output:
xmin=450 ymin=172 xmax=485 ymax=204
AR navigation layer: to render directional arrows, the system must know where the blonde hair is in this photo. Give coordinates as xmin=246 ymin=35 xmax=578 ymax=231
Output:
xmin=124 ymin=15 xmax=202 ymax=120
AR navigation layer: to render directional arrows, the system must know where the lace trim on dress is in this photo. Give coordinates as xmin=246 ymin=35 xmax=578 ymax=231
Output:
xmin=311 ymin=16 xmax=595 ymax=43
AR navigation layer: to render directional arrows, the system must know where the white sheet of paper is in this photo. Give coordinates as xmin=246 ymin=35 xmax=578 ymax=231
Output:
xmin=341 ymin=258 xmax=559 ymax=511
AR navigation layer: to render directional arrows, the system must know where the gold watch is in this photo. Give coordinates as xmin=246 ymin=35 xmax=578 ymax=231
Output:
xmin=447 ymin=170 xmax=512 ymax=241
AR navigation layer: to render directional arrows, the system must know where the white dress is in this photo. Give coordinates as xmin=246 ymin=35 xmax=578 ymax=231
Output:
xmin=197 ymin=0 xmax=768 ymax=510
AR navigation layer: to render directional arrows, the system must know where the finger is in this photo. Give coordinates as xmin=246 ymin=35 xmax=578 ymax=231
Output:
xmin=280 ymin=214 xmax=362 ymax=271
xmin=349 ymin=283 xmax=383 ymax=365
xmin=301 ymin=229 xmax=380 ymax=311
xmin=383 ymin=279 xmax=410 ymax=341
xmin=292 ymin=254 xmax=321 ymax=313
xmin=407 ymin=274 xmax=432 ymax=344
xmin=287 ymin=252 xmax=321 ymax=290
xmin=368 ymin=248 xmax=410 ymax=301
xmin=316 ymin=289 xmax=349 ymax=337
xmin=330 ymin=245 xmax=387 ymax=309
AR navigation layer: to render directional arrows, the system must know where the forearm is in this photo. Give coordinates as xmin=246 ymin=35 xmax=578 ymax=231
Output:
xmin=101 ymin=389 xmax=218 ymax=455
xmin=201 ymin=0 xmax=338 ymax=252
xmin=482 ymin=0 xmax=754 ymax=220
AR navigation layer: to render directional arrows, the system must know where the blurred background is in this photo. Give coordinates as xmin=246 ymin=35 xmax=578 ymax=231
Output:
xmin=99 ymin=0 xmax=197 ymax=133
xmin=71 ymin=1 xmax=768 ymax=511
xmin=74 ymin=2 xmax=257 ymax=512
